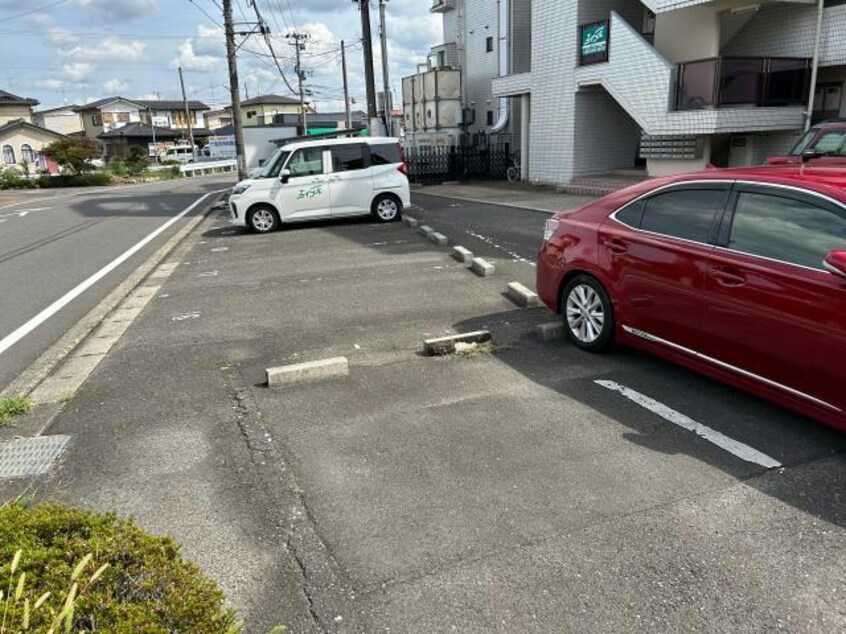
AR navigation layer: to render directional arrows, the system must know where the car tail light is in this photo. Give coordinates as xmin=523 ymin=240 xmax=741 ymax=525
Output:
xmin=543 ymin=218 xmax=559 ymax=242
xmin=397 ymin=142 xmax=407 ymax=175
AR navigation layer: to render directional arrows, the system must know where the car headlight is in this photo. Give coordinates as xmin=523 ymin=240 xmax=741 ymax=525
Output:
xmin=232 ymin=183 xmax=251 ymax=195
xmin=543 ymin=218 xmax=559 ymax=242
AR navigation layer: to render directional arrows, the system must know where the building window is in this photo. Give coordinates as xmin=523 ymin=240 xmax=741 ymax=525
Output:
xmin=2 ymin=144 xmax=15 ymax=164
xmin=486 ymin=110 xmax=494 ymax=126
xmin=485 ymin=36 xmax=493 ymax=53
xmin=91 ymin=115 xmax=102 ymax=126
xmin=20 ymin=144 xmax=36 ymax=163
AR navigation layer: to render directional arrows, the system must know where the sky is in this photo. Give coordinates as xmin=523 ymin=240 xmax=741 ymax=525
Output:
xmin=0 ymin=0 xmax=441 ymax=113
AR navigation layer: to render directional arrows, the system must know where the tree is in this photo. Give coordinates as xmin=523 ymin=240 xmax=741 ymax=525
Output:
xmin=40 ymin=137 xmax=102 ymax=173
xmin=125 ymin=146 xmax=150 ymax=175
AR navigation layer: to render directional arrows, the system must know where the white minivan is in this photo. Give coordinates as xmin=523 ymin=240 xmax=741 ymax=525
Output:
xmin=162 ymin=145 xmax=195 ymax=164
xmin=229 ymin=136 xmax=411 ymax=233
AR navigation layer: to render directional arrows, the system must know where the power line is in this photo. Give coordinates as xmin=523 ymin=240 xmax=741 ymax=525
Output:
xmin=0 ymin=0 xmax=70 ymax=22
xmin=245 ymin=0 xmax=298 ymax=95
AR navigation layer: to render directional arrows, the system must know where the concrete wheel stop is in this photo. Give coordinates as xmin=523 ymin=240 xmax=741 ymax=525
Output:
xmin=266 ymin=357 xmax=350 ymax=387
xmin=423 ymin=331 xmax=492 ymax=356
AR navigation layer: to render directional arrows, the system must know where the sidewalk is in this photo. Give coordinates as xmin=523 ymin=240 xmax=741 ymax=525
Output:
xmin=412 ymin=180 xmax=597 ymax=213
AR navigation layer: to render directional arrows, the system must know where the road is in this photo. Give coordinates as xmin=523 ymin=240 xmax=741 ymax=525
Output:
xmin=0 ymin=176 xmax=232 ymax=392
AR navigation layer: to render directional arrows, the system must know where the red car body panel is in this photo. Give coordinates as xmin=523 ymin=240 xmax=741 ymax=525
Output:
xmin=537 ymin=165 xmax=846 ymax=433
xmin=766 ymin=121 xmax=846 ymax=166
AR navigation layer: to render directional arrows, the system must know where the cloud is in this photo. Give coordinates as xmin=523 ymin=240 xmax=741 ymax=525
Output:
xmin=46 ymin=27 xmax=79 ymax=46
xmin=62 ymin=62 xmax=93 ymax=81
xmin=170 ymin=25 xmax=226 ymax=72
xmin=35 ymin=79 xmax=67 ymax=92
xmin=103 ymin=79 xmax=129 ymax=93
xmin=63 ymin=37 xmax=145 ymax=61
xmin=72 ymin=0 xmax=158 ymax=21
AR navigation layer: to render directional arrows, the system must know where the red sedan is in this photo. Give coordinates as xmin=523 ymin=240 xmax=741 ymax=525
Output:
xmin=537 ymin=165 xmax=846 ymax=433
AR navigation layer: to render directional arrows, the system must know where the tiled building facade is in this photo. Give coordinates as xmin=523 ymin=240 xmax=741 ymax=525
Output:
xmin=430 ymin=0 xmax=846 ymax=185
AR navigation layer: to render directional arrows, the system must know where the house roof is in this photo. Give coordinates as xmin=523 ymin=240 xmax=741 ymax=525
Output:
xmin=135 ymin=99 xmax=210 ymax=111
xmin=0 ymin=90 xmax=39 ymax=107
xmin=76 ymin=97 xmax=210 ymax=112
xmin=0 ymin=119 xmax=67 ymax=139
xmin=34 ymin=104 xmax=81 ymax=115
xmin=241 ymin=94 xmax=300 ymax=107
xmin=97 ymin=122 xmax=211 ymax=139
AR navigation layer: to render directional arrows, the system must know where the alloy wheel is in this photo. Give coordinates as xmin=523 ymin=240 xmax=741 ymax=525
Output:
xmin=251 ymin=208 xmax=275 ymax=232
xmin=376 ymin=198 xmax=398 ymax=221
xmin=565 ymin=284 xmax=605 ymax=344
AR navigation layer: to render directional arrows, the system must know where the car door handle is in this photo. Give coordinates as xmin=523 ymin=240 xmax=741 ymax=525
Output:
xmin=604 ymin=238 xmax=628 ymax=254
xmin=708 ymin=268 xmax=747 ymax=286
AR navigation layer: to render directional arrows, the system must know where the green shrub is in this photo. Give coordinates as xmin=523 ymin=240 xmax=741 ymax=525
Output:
xmin=0 ymin=169 xmax=35 ymax=190
xmin=0 ymin=503 xmax=240 ymax=633
xmin=106 ymin=160 xmax=130 ymax=177
xmin=36 ymin=173 xmax=112 ymax=188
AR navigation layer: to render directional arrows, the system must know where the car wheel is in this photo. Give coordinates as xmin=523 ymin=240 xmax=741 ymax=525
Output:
xmin=248 ymin=205 xmax=279 ymax=233
xmin=561 ymin=275 xmax=615 ymax=352
xmin=372 ymin=194 xmax=402 ymax=223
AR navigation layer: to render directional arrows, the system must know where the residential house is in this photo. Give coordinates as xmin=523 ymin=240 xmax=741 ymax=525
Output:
xmin=136 ymin=100 xmax=210 ymax=130
xmin=205 ymin=107 xmax=233 ymax=131
xmin=240 ymin=94 xmax=313 ymax=127
xmin=97 ymin=122 xmax=190 ymax=161
xmin=0 ymin=90 xmax=39 ymax=126
xmin=0 ymin=119 xmax=65 ymax=174
xmin=33 ymin=105 xmax=84 ymax=135
xmin=425 ymin=0 xmax=846 ymax=185
xmin=75 ymin=97 xmax=210 ymax=140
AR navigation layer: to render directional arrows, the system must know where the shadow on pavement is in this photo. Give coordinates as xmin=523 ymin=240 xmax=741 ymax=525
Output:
xmin=454 ymin=309 xmax=846 ymax=529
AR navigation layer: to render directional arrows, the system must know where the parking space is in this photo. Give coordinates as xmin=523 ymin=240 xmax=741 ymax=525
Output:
xmin=32 ymin=196 xmax=846 ymax=631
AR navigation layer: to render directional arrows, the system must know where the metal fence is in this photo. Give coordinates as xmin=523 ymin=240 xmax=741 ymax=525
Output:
xmin=405 ymin=145 xmax=511 ymax=185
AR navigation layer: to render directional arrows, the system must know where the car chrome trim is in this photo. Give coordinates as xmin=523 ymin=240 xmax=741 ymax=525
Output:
xmin=709 ymin=244 xmax=833 ymax=275
xmin=621 ymin=325 xmax=841 ymax=412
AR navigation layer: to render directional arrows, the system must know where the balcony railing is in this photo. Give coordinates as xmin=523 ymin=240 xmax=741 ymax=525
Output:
xmin=675 ymin=56 xmax=811 ymax=111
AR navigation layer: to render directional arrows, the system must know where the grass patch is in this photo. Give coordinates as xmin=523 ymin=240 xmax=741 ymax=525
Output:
xmin=0 ymin=396 xmax=32 ymax=427
xmin=452 ymin=341 xmax=499 ymax=357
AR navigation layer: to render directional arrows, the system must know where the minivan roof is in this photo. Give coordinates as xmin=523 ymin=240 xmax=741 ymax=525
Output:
xmin=279 ymin=136 xmax=399 ymax=151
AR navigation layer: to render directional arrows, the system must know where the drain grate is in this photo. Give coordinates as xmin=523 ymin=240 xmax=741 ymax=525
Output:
xmin=0 ymin=436 xmax=70 ymax=479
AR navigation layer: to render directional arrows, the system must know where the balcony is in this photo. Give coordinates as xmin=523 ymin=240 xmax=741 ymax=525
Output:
xmin=676 ymin=57 xmax=811 ymax=111
xmin=430 ymin=0 xmax=455 ymax=13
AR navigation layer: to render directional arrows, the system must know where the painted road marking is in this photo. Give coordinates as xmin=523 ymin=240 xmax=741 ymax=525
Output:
xmin=595 ymin=379 xmax=782 ymax=469
xmin=465 ymin=229 xmax=536 ymax=267
xmin=210 ymin=246 xmax=229 ymax=252
xmin=0 ymin=191 xmax=218 ymax=357
xmin=0 ymin=208 xmax=50 ymax=219
xmin=171 ymin=312 xmax=201 ymax=322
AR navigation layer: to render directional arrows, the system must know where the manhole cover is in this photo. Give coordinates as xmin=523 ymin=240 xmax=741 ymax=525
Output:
xmin=0 ymin=435 xmax=70 ymax=479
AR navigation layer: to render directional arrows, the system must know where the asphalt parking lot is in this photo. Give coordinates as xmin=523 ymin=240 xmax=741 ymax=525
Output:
xmin=12 ymin=196 xmax=846 ymax=632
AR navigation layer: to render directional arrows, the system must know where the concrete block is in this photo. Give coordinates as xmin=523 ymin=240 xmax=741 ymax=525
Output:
xmin=402 ymin=215 xmax=419 ymax=228
xmin=424 ymin=331 xmax=493 ymax=356
xmin=451 ymin=246 xmax=474 ymax=264
xmin=418 ymin=225 xmax=434 ymax=237
xmin=429 ymin=232 xmax=449 ymax=247
xmin=470 ymin=257 xmax=495 ymax=277
xmin=535 ymin=321 xmax=565 ymax=342
xmin=267 ymin=357 xmax=349 ymax=387
xmin=505 ymin=281 xmax=540 ymax=308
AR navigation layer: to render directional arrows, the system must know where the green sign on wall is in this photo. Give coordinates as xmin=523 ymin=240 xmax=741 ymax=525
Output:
xmin=581 ymin=22 xmax=608 ymax=58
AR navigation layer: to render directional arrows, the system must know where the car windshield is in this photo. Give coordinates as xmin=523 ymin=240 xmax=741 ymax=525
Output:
xmin=812 ymin=131 xmax=846 ymax=156
xmin=789 ymin=129 xmax=819 ymax=155
xmin=262 ymin=150 xmax=290 ymax=177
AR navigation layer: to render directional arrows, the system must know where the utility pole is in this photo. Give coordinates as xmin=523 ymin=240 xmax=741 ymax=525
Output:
xmin=287 ymin=32 xmax=309 ymax=136
xmin=805 ymin=0 xmax=825 ymax=131
xmin=223 ymin=0 xmax=247 ymax=180
xmin=354 ymin=0 xmax=379 ymax=133
xmin=148 ymin=107 xmax=158 ymax=164
xmin=178 ymin=67 xmax=196 ymax=159
xmin=378 ymin=0 xmax=392 ymax=136
xmin=341 ymin=39 xmax=352 ymax=130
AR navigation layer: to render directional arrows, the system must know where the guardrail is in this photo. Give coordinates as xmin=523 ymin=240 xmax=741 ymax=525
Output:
xmin=179 ymin=159 xmax=238 ymax=177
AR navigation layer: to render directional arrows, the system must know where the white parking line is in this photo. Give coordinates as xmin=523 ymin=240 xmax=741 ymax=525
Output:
xmin=0 ymin=191 xmax=219 ymax=357
xmin=465 ymin=229 xmax=536 ymax=267
xmin=595 ymin=379 xmax=782 ymax=469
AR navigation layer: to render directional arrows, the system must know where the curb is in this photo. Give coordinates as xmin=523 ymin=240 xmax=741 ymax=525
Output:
xmin=413 ymin=190 xmax=564 ymax=215
xmin=267 ymin=357 xmax=349 ymax=387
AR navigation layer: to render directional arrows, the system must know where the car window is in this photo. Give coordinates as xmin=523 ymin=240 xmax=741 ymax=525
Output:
xmin=728 ymin=191 xmax=846 ymax=270
xmin=286 ymin=147 xmax=324 ymax=177
xmin=812 ymin=131 xmax=846 ymax=156
xmin=639 ymin=189 xmax=727 ymax=243
xmin=370 ymin=143 xmax=402 ymax=165
xmin=264 ymin=150 xmax=289 ymax=178
xmin=790 ymin=129 xmax=818 ymax=155
xmin=615 ymin=199 xmax=645 ymax=228
xmin=331 ymin=145 xmax=366 ymax=172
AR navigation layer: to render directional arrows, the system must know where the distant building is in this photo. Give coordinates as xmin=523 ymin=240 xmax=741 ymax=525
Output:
xmin=33 ymin=105 xmax=83 ymax=135
xmin=74 ymin=97 xmax=210 ymax=139
xmin=239 ymin=94 xmax=313 ymax=127
xmin=0 ymin=90 xmax=39 ymax=126
xmin=98 ymin=122 xmax=210 ymax=161
xmin=0 ymin=119 xmax=65 ymax=175
xmin=205 ymin=107 xmax=233 ymax=131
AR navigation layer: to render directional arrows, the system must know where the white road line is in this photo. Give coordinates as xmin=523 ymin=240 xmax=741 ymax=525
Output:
xmin=595 ymin=379 xmax=782 ymax=469
xmin=465 ymin=229 xmax=536 ymax=267
xmin=0 ymin=191 xmax=219 ymax=357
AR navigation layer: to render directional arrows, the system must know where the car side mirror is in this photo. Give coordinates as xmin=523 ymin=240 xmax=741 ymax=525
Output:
xmin=801 ymin=148 xmax=820 ymax=162
xmin=280 ymin=168 xmax=291 ymax=184
xmin=823 ymin=250 xmax=846 ymax=279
